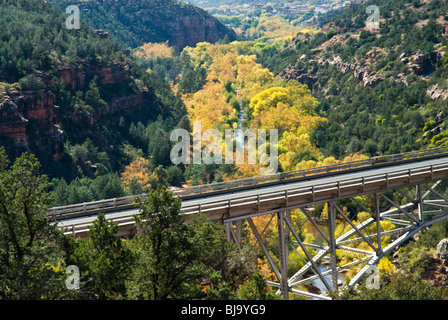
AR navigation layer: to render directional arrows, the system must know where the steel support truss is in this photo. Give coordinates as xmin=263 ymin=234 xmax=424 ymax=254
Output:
xmin=224 ymin=180 xmax=448 ymax=300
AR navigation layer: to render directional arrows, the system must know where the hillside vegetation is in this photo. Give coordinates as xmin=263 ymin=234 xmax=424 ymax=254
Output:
xmin=259 ymin=0 xmax=448 ymax=159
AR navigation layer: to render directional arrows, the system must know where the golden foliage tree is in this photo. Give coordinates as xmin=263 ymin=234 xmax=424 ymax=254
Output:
xmin=134 ymin=41 xmax=174 ymax=60
xmin=120 ymin=157 xmax=152 ymax=190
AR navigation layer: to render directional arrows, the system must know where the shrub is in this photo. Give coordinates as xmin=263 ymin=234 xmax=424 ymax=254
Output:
xmin=18 ymin=75 xmax=45 ymax=91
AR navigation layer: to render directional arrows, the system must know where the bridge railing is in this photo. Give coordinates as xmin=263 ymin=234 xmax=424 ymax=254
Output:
xmin=172 ymin=146 xmax=448 ymax=196
xmin=179 ymin=160 xmax=448 ymax=216
xmin=48 ymin=147 xmax=448 ymax=220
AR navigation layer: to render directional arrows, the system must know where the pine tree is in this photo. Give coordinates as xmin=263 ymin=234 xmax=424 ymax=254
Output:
xmin=0 ymin=148 xmax=67 ymax=299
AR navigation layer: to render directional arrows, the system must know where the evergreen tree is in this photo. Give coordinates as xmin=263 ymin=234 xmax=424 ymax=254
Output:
xmin=68 ymin=213 xmax=135 ymax=299
xmin=127 ymin=187 xmax=206 ymax=299
xmin=0 ymin=149 xmax=67 ymax=299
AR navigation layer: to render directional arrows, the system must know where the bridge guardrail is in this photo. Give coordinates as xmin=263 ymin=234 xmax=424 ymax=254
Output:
xmin=48 ymin=147 xmax=448 ymax=220
xmin=174 ymin=146 xmax=448 ymax=196
xmin=61 ymin=155 xmax=447 ymax=235
xmin=179 ymin=161 xmax=448 ymax=216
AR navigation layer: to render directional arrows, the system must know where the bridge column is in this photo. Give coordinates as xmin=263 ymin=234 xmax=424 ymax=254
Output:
xmin=417 ymin=184 xmax=424 ymax=223
xmin=225 ymin=222 xmax=232 ymax=243
xmin=225 ymin=220 xmax=242 ymax=249
xmin=328 ymin=202 xmax=338 ymax=291
xmin=278 ymin=211 xmax=289 ymax=300
xmin=235 ymin=220 xmax=242 ymax=247
xmin=375 ymin=193 xmax=382 ymax=254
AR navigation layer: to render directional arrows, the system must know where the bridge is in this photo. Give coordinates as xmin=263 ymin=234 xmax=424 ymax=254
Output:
xmin=49 ymin=147 xmax=448 ymax=300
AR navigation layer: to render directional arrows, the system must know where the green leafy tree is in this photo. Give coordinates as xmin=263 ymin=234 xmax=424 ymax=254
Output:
xmin=0 ymin=149 xmax=66 ymax=299
xmin=68 ymin=213 xmax=135 ymax=300
xmin=53 ymin=177 xmax=69 ymax=206
xmin=236 ymin=272 xmax=280 ymax=300
xmin=127 ymin=187 xmax=207 ymax=299
xmin=146 ymin=123 xmax=172 ymax=167
xmin=165 ymin=165 xmax=184 ymax=187
xmin=92 ymin=173 xmax=125 ymax=200
xmin=187 ymin=215 xmax=258 ymax=300
xmin=85 ymin=76 xmax=107 ymax=110
xmin=127 ymin=187 xmax=258 ymax=299
xmin=127 ymin=177 xmax=144 ymax=196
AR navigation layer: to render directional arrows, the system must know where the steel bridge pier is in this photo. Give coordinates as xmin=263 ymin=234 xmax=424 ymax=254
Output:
xmin=224 ymin=181 xmax=448 ymax=300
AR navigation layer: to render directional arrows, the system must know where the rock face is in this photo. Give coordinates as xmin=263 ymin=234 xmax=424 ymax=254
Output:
xmin=0 ymin=99 xmax=29 ymax=147
xmin=427 ymin=84 xmax=448 ymax=100
xmin=437 ymin=239 xmax=448 ymax=259
xmin=14 ymin=90 xmax=60 ymax=134
xmin=59 ymin=63 xmax=130 ymax=91
xmin=327 ymin=55 xmax=384 ymax=88
xmin=164 ymin=15 xmax=234 ymax=49
xmin=363 ymin=74 xmax=384 ymax=88
xmin=0 ymin=61 xmax=152 ymax=165
xmin=409 ymin=51 xmax=434 ymax=75
xmin=279 ymin=66 xmax=318 ymax=90
xmin=0 ymin=89 xmax=64 ymax=162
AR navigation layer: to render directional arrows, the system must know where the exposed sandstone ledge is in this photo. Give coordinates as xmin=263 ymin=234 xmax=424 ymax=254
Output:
xmin=0 ymin=98 xmax=29 ymax=147
xmin=58 ymin=62 xmax=130 ymax=90
xmin=0 ymin=84 xmax=151 ymax=164
xmin=164 ymin=15 xmax=235 ymax=49
xmin=278 ymin=66 xmax=318 ymax=90
xmin=427 ymin=84 xmax=448 ymax=100
xmin=71 ymin=89 xmax=152 ymax=126
xmin=0 ymin=89 xmax=65 ymax=162
xmin=12 ymin=90 xmax=60 ymax=135
xmin=327 ymin=55 xmax=384 ymax=88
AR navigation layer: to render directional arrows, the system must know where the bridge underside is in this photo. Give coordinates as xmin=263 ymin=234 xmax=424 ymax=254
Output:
xmin=224 ymin=181 xmax=448 ymax=300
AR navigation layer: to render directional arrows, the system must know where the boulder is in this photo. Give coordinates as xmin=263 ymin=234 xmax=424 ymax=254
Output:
xmin=363 ymin=75 xmax=383 ymax=88
xmin=409 ymin=51 xmax=433 ymax=75
xmin=437 ymin=239 xmax=448 ymax=259
xmin=279 ymin=66 xmax=318 ymax=89
xmin=399 ymin=53 xmax=409 ymax=63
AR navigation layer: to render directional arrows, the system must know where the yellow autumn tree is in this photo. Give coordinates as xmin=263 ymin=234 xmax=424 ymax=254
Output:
xmin=120 ymin=157 xmax=152 ymax=190
xmin=257 ymin=258 xmax=277 ymax=281
xmin=249 ymin=84 xmax=318 ymax=118
xmin=244 ymin=214 xmax=277 ymax=252
xmin=207 ymin=50 xmax=238 ymax=84
xmin=235 ymin=55 xmax=274 ymax=90
xmin=278 ymin=132 xmax=322 ymax=172
xmin=378 ymin=257 xmax=395 ymax=274
xmin=249 ymin=87 xmax=290 ymax=117
xmin=183 ymin=81 xmax=237 ymax=132
xmin=134 ymin=41 xmax=174 ymax=60
xmin=297 ymin=115 xmax=328 ymax=134
xmin=342 ymin=152 xmax=370 ymax=162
